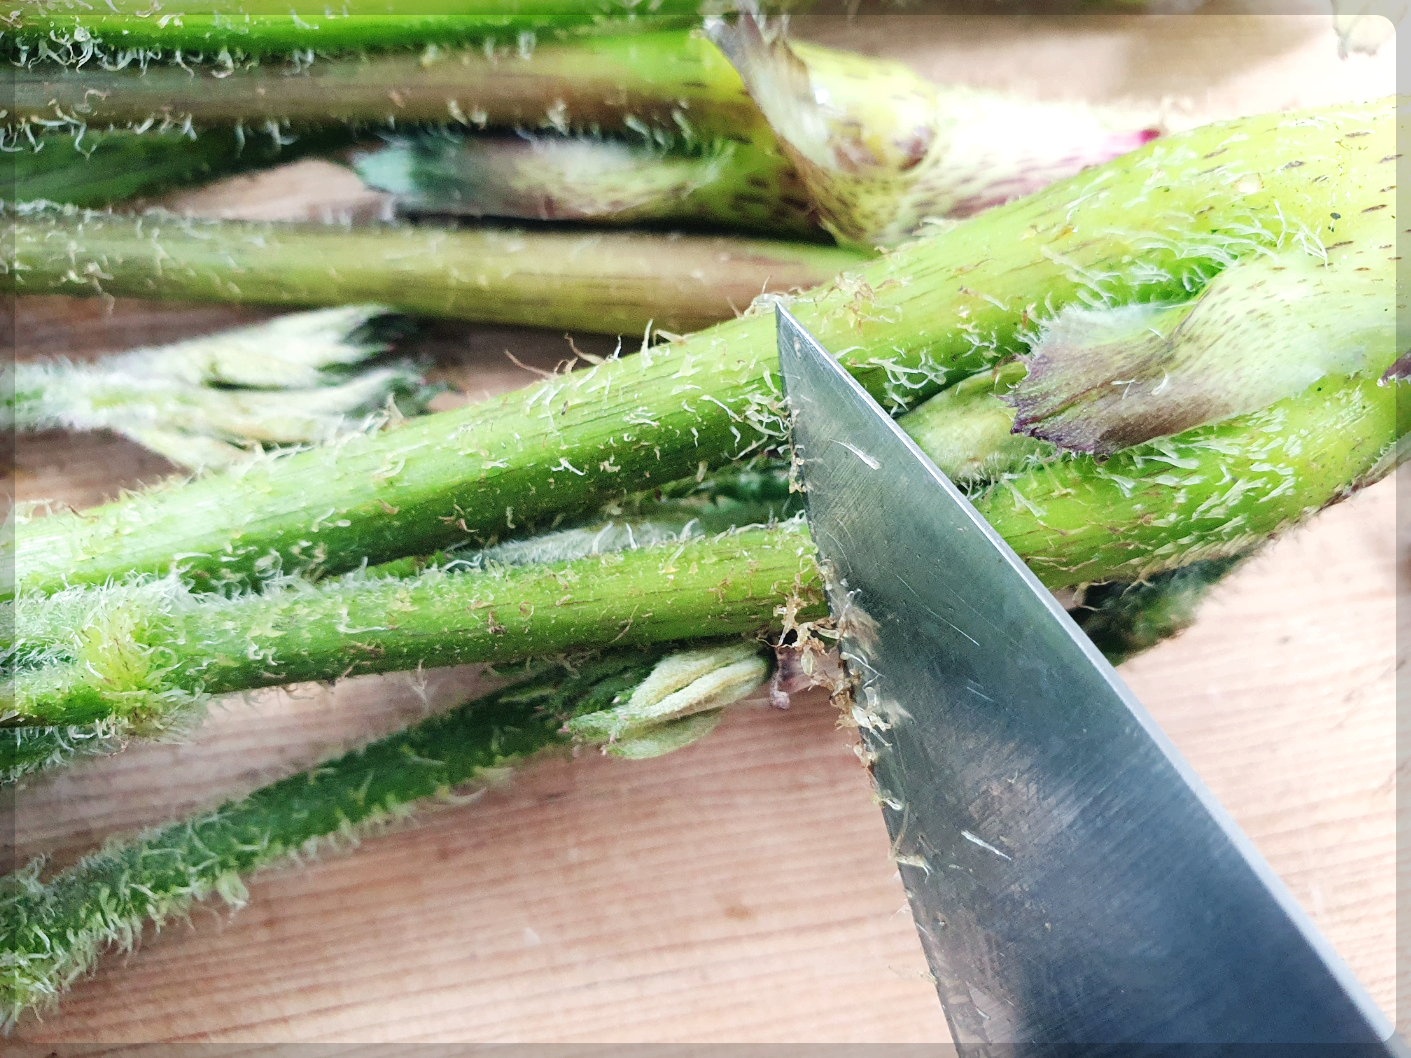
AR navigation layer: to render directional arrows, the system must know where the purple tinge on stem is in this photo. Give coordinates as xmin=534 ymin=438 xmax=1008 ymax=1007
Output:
xmin=1379 ymin=350 xmax=1411 ymax=384
xmin=706 ymin=4 xmax=1166 ymax=247
xmin=946 ymin=128 xmax=1161 ymax=219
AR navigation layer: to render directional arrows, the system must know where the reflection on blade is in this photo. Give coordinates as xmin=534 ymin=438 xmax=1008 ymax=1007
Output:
xmin=775 ymin=307 xmax=1399 ymax=1056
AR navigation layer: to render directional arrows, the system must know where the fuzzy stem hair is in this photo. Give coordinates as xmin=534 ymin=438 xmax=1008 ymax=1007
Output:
xmin=9 ymin=306 xmax=427 ymax=469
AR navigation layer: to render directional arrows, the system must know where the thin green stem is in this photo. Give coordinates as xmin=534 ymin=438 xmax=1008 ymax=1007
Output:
xmin=4 ymin=206 xmax=867 ymax=335
xmin=3 ymin=469 xmax=801 ymax=780
xmin=14 ymin=353 xmax=1407 ymax=732
xmin=12 ymin=19 xmax=1157 ymax=248
xmin=0 ymin=454 xmax=1258 ymax=782
xmin=5 ymin=1 xmax=731 ymax=59
xmin=8 ymin=522 xmax=823 ymax=728
xmin=0 ymin=650 xmax=675 ymax=1029
xmin=9 ymin=30 xmax=756 ymax=134
xmin=0 ymin=550 xmax=1243 ymax=1029
xmin=9 ymin=127 xmax=358 ymax=208
xmin=8 ymin=100 xmax=1396 ymax=599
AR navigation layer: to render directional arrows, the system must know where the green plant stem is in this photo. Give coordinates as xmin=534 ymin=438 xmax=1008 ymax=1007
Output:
xmin=0 ymin=459 xmax=1249 ymax=782
xmin=1071 ymin=556 xmax=1247 ymax=666
xmin=5 ymin=398 xmax=1280 ymax=786
xmin=3 ymin=207 xmax=867 ymax=335
xmin=2 ymin=468 xmax=801 ymax=781
xmin=13 ymin=357 xmax=1404 ymax=731
xmin=9 ymin=30 xmax=756 ymax=134
xmin=9 ymin=127 xmax=358 ymax=208
xmin=0 ymin=562 xmax=1237 ymax=1027
xmin=4 ymin=1 xmax=732 ymax=59
xmin=898 ymin=362 xmax=1055 ymax=484
xmin=704 ymin=8 xmax=1159 ymax=247
xmin=975 ymin=374 xmax=1405 ymax=588
xmin=0 ymin=650 xmax=671 ymax=1029
xmin=13 ymin=20 xmax=1156 ymax=248
xmin=8 ymin=28 xmax=761 ymax=212
xmin=8 ymin=100 xmax=1396 ymax=600
xmin=356 ymin=132 xmax=819 ymax=239
xmin=8 ymin=522 xmax=823 ymax=728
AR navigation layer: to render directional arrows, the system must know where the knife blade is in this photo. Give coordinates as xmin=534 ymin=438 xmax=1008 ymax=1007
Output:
xmin=775 ymin=306 xmax=1404 ymax=1055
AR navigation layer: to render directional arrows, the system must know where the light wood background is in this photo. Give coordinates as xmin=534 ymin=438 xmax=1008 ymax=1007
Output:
xmin=7 ymin=10 xmax=1402 ymax=1051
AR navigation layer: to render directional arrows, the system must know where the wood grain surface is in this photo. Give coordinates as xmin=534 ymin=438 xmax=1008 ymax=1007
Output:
xmin=6 ymin=10 xmax=1402 ymax=1050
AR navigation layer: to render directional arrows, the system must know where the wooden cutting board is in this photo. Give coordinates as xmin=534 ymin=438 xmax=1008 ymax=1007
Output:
xmin=8 ymin=10 xmax=1401 ymax=1050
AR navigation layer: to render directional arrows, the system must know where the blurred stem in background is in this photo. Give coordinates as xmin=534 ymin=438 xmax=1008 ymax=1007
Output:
xmin=10 ymin=127 xmax=359 ymax=209
xmin=7 ymin=31 xmax=756 ymax=135
xmin=3 ymin=0 xmax=756 ymax=59
xmin=11 ymin=15 xmax=1155 ymax=245
xmin=353 ymin=132 xmax=821 ymax=240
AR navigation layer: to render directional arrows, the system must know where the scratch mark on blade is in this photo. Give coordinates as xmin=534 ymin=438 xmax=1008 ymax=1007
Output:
xmin=893 ymin=571 xmax=981 ymax=647
xmin=966 ymin=682 xmax=994 ymax=702
xmin=833 ymin=438 xmax=881 ymax=469
xmin=961 ymin=830 xmax=1013 ymax=861
xmin=940 ymin=616 xmax=980 ymax=648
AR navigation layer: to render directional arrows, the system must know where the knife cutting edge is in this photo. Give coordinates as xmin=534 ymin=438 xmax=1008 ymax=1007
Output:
xmin=775 ymin=306 xmax=1405 ymax=1057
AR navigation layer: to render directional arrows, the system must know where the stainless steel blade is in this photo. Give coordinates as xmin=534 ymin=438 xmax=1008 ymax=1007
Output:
xmin=776 ymin=307 xmax=1402 ymax=1056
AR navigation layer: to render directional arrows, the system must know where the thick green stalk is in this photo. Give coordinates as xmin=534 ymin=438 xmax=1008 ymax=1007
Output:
xmin=9 ymin=127 xmax=357 ymax=208
xmin=13 ymin=353 xmax=1406 ymax=730
xmin=0 ymin=453 xmax=1220 ymax=782
xmin=0 ymin=575 xmax=1238 ymax=1028
xmin=0 ymin=650 xmax=681 ymax=1028
xmin=7 ymin=522 xmax=823 ymax=728
xmin=9 ymin=30 xmax=756 ymax=134
xmin=3 ymin=207 xmax=867 ymax=335
xmin=9 ymin=100 xmax=1396 ymax=598
xmin=3 ymin=1 xmax=728 ymax=59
